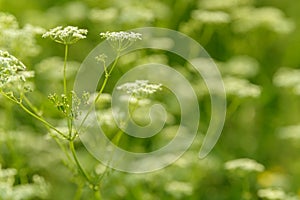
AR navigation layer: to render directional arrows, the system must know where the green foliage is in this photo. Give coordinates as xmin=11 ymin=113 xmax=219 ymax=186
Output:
xmin=0 ymin=0 xmax=300 ymax=199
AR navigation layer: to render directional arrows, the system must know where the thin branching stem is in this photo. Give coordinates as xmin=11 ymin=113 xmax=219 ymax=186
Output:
xmin=69 ymin=140 xmax=92 ymax=184
xmin=77 ymin=52 xmax=120 ymax=133
xmin=0 ymin=92 xmax=67 ymax=139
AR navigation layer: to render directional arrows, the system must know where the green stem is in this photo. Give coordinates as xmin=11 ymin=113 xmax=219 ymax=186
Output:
xmin=0 ymin=92 xmax=67 ymax=139
xmin=64 ymin=44 xmax=69 ymax=95
xmin=19 ymin=103 xmax=68 ymax=139
xmin=73 ymin=184 xmax=83 ymax=200
xmin=69 ymin=140 xmax=91 ymax=184
xmin=63 ymin=44 xmax=73 ymax=138
xmin=200 ymin=25 xmax=214 ymax=46
xmin=97 ymin=101 xmax=138 ymax=182
xmin=95 ymin=53 xmax=120 ymax=102
xmin=94 ymin=190 xmax=102 ymax=200
xmin=23 ymin=95 xmax=40 ymax=115
xmin=77 ymin=53 xmax=120 ymax=132
xmin=227 ymin=97 xmax=241 ymax=118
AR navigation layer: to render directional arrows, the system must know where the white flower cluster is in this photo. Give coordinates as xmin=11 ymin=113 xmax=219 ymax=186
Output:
xmin=0 ymin=50 xmax=33 ymax=88
xmin=224 ymin=76 xmax=261 ymax=98
xmin=42 ymin=26 xmax=88 ymax=45
xmin=232 ymin=7 xmax=294 ymax=34
xmin=273 ymin=68 xmax=300 ymax=95
xmin=100 ymin=31 xmax=142 ymax=42
xmin=221 ymin=55 xmax=259 ymax=78
xmin=95 ymin=53 xmax=107 ymax=64
xmin=0 ymin=164 xmax=49 ymax=200
xmin=225 ymin=158 xmax=265 ymax=172
xmin=257 ymin=188 xmax=286 ymax=200
xmin=0 ymin=12 xmax=44 ymax=59
xmin=165 ymin=181 xmax=193 ymax=198
xmin=100 ymin=31 xmax=142 ymax=51
xmin=0 ymin=12 xmax=18 ymax=29
xmin=181 ymin=0 xmax=294 ymax=35
xmin=192 ymin=10 xmax=231 ymax=24
xmin=117 ymin=80 xmax=162 ymax=98
xmin=199 ymin=0 xmax=253 ymax=10
xmin=278 ymin=124 xmax=300 ymax=140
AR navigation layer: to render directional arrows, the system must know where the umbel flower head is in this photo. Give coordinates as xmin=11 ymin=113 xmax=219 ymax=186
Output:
xmin=225 ymin=158 xmax=265 ymax=173
xmin=42 ymin=26 xmax=88 ymax=45
xmin=0 ymin=50 xmax=33 ymax=89
xmin=257 ymin=188 xmax=286 ymax=200
xmin=117 ymin=80 xmax=162 ymax=98
xmin=100 ymin=31 xmax=142 ymax=51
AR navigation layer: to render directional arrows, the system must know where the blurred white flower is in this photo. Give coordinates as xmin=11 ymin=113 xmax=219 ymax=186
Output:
xmin=192 ymin=10 xmax=231 ymax=24
xmin=165 ymin=181 xmax=193 ymax=198
xmin=119 ymin=6 xmax=154 ymax=24
xmin=257 ymin=188 xmax=286 ymax=200
xmin=273 ymin=68 xmax=300 ymax=95
xmin=42 ymin=26 xmax=88 ymax=45
xmin=0 ymin=12 xmax=18 ymax=29
xmin=224 ymin=76 xmax=261 ymax=98
xmin=278 ymin=125 xmax=300 ymax=140
xmin=225 ymin=158 xmax=265 ymax=172
xmin=0 ymin=13 xmax=43 ymax=58
xmin=199 ymin=0 xmax=253 ymax=10
xmin=89 ymin=8 xmax=118 ymax=23
xmin=232 ymin=7 xmax=295 ymax=34
xmin=222 ymin=55 xmax=259 ymax=78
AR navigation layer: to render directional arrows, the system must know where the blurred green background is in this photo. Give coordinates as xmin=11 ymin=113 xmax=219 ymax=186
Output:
xmin=1 ymin=0 xmax=300 ymax=199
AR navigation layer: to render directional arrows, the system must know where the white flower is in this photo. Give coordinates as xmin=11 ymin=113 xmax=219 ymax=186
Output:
xmin=224 ymin=76 xmax=261 ymax=98
xmin=221 ymin=55 xmax=259 ymax=78
xmin=273 ymin=68 xmax=300 ymax=95
xmin=225 ymin=158 xmax=265 ymax=172
xmin=0 ymin=12 xmax=18 ymax=29
xmin=232 ymin=7 xmax=295 ymax=34
xmin=165 ymin=181 xmax=193 ymax=198
xmin=100 ymin=31 xmax=142 ymax=42
xmin=199 ymin=0 xmax=253 ymax=10
xmin=192 ymin=10 xmax=231 ymax=24
xmin=100 ymin=31 xmax=142 ymax=51
xmin=257 ymin=188 xmax=286 ymax=200
xmin=42 ymin=26 xmax=88 ymax=45
xmin=95 ymin=53 xmax=107 ymax=63
xmin=0 ymin=50 xmax=32 ymax=88
xmin=278 ymin=125 xmax=300 ymax=140
xmin=117 ymin=80 xmax=162 ymax=98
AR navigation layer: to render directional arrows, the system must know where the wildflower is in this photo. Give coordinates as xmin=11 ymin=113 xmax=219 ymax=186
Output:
xmin=192 ymin=10 xmax=231 ymax=24
xmin=89 ymin=8 xmax=118 ymax=23
xmin=199 ymin=0 xmax=253 ymax=10
xmin=232 ymin=7 xmax=294 ymax=34
xmin=42 ymin=26 xmax=88 ymax=45
xmin=0 ymin=50 xmax=32 ymax=88
xmin=117 ymin=80 xmax=162 ymax=98
xmin=95 ymin=54 xmax=107 ymax=64
xmin=100 ymin=31 xmax=142 ymax=51
xmin=224 ymin=76 xmax=261 ymax=98
xmin=257 ymin=188 xmax=286 ymax=200
xmin=278 ymin=125 xmax=300 ymax=140
xmin=165 ymin=181 xmax=193 ymax=198
xmin=221 ymin=55 xmax=259 ymax=78
xmin=35 ymin=57 xmax=79 ymax=81
xmin=100 ymin=31 xmax=142 ymax=42
xmin=273 ymin=68 xmax=300 ymax=95
xmin=225 ymin=158 xmax=265 ymax=172
xmin=0 ymin=12 xmax=18 ymax=29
